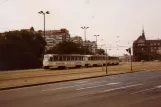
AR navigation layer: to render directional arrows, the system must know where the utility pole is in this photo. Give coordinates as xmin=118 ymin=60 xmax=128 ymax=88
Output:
xmin=130 ymin=47 xmax=132 ymax=71
xmin=105 ymin=48 xmax=108 ymax=74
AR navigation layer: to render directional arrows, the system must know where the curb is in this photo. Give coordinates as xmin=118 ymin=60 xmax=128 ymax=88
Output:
xmin=0 ymin=69 xmax=160 ymax=91
xmin=0 ymin=71 xmax=135 ymax=91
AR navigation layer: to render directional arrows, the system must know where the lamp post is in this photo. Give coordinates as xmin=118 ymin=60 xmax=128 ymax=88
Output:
xmin=105 ymin=48 xmax=108 ymax=74
xmin=81 ymin=26 xmax=89 ymax=42
xmin=94 ymin=35 xmax=99 ymax=45
xmin=38 ymin=11 xmax=50 ymax=39
xmin=94 ymin=35 xmax=99 ymax=54
xmin=81 ymin=26 xmax=89 ymax=54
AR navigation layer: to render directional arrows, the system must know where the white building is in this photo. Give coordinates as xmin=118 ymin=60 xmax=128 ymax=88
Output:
xmin=39 ymin=29 xmax=70 ymax=50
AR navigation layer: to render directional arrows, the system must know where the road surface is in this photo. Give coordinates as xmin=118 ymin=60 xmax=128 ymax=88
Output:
xmin=1 ymin=70 xmax=161 ymax=107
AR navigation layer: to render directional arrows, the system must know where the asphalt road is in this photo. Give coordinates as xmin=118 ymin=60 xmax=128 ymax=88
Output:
xmin=1 ymin=70 xmax=161 ymax=107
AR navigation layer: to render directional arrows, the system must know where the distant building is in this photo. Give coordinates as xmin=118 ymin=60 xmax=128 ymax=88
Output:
xmin=119 ymin=54 xmax=131 ymax=62
xmin=22 ymin=27 xmax=35 ymax=33
xmin=133 ymin=29 xmax=161 ymax=61
xmin=70 ymin=36 xmax=97 ymax=54
xmin=82 ymin=40 xmax=97 ymax=54
xmin=39 ymin=28 xmax=70 ymax=50
xmin=70 ymin=36 xmax=83 ymax=44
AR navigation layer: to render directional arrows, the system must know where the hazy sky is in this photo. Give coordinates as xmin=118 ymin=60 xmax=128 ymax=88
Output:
xmin=1 ymin=0 xmax=161 ymax=56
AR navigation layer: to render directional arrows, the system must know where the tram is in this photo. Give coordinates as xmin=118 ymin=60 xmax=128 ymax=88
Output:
xmin=43 ymin=54 xmax=119 ymax=69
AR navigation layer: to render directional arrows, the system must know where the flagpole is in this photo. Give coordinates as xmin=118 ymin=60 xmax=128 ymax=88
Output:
xmin=130 ymin=47 xmax=132 ymax=71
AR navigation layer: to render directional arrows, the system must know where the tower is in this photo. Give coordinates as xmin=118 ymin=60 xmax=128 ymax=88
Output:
xmin=142 ymin=26 xmax=145 ymax=39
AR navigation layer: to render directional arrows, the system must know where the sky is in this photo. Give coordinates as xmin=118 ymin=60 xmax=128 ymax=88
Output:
xmin=1 ymin=0 xmax=161 ymax=56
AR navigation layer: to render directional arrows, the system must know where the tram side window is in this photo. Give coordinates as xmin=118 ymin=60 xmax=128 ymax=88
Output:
xmin=93 ymin=56 xmax=95 ymax=60
xmin=76 ymin=56 xmax=78 ymax=61
xmin=71 ymin=56 xmax=74 ymax=61
xmin=81 ymin=56 xmax=83 ymax=61
xmin=49 ymin=57 xmax=53 ymax=61
xmin=92 ymin=57 xmax=94 ymax=60
xmin=79 ymin=56 xmax=81 ymax=60
xmin=77 ymin=56 xmax=80 ymax=61
xmin=77 ymin=56 xmax=79 ymax=61
xmin=94 ymin=56 xmax=96 ymax=60
xmin=103 ymin=56 xmax=106 ymax=60
xmin=59 ymin=56 xmax=63 ymax=61
xmin=63 ymin=56 xmax=66 ymax=61
xmin=102 ymin=56 xmax=104 ymax=60
xmin=53 ymin=56 xmax=58 ymax=61
xmin=90 ymin=57 xmax=92 ymax=60
xmin=81 ymin=56 xmax=83 ymax=60
xmin=98 ymin=56 xmax=100 ymax=60
xmin=91 ymin=57 xmax=93 ymax=60
xmin=67 ymin=56 xmax=70 ymax=61
xmin=88 ymin=57 xmax=90 ymax=60
xmin=75 ymin=56 xmax=77 ymax=61
xmin=84 ymin=57 xmax=88 ymax=61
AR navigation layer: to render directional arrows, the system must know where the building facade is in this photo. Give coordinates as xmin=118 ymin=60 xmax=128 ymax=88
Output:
xmin=40 ymin=29 xmax=70 ymax=50
xmin=82 ymin=40 xmax=97 ymax=54
xmin=70 ymin=36 xmax=97 ymax=54
xmin=133 ymin=29 xmax=161 ymax=61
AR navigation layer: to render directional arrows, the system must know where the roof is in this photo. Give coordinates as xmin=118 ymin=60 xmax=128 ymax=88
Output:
xmin=146 ymin=40 xmax=161 ymax=43
xmin=136 ymin=35 xmax=146 ymax=41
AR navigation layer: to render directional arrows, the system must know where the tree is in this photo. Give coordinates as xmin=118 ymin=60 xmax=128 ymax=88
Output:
xmin=0 ymin=29 xmax=46 ymax=70
xmin=96 ymin=48 xmax=105 ymax=55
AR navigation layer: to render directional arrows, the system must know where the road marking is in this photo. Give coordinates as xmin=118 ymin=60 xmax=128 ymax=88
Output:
xmin=131 ymin=84 xmax=161 ymax=94
xmin=156 ymin=85 xmax=161 ymax=88
xmin=76 ymin=82 xmax=121 ymax=90
xmin=74 ymin=80 xmax=89 ymax=84
xmin=42 ymin=80 xmax=111 ymax=91
xmin=103 ymin=83 xmax=143 ymax=93
xmin=131 ymin=87 xmax=156 ymax=94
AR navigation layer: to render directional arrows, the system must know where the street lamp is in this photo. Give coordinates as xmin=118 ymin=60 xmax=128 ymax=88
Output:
xmin=81 ymin=26 xmax=89 ymax=41
xmin=38 ymin=11 xmax=50 ymax=39
xmin=81 ymin=26 xmax=89 ymax=54
xmin=94 ymin=35 xmax=99 ymax=54
xmin=94 ymin=35 xmax=99 ymax=45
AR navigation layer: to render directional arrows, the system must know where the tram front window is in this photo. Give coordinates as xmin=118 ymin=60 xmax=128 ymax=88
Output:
xmin=44 ymin=56 xmax=52 ymax=62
